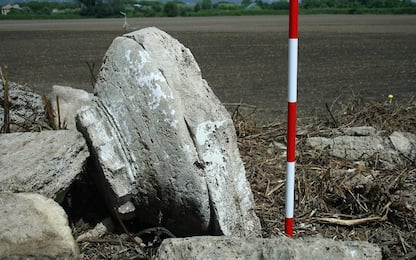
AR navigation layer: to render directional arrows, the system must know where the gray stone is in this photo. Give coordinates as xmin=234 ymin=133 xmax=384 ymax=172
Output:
xmin=48 ymin=85 xmax=94 ymax=130
xmin=0 ymin=192 xmax=78 ymax=259
xmin=156 ymin=236 xmax=382 ymax=260
xmin=0 ymin=130 xmax=89 ymax=203
xmin=388 ymin=131 xmax=416 ymax=162
xmin=307 ymin=128 xmax=415 ymax=168
xmin=76 ymin=27 xmax=260 ymax=237
xmin=307 ymin=135 xmax=384 ymax=160
xmin=0 ymin=80 xmax=48 ymax=132
xmin=340 ymin=126 xmax=377 ymax=136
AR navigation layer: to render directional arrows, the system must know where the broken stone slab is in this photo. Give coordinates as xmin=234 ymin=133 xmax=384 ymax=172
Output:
xmin=307 ymin=135 xmax=384 ymax=160
xmin=307 ymin=127 xmax=415 ymax=168
xmin=0 ymin=80 xmax=49 ymax=132
xmin=388 ymin=131 xmax=416 ymax=163
xmin=48 ymin=85 xmax=94 ymax=130
xmin=0 ymin=192 xmax=78 ymax=259
xmin=0 ymin=130 xmax=89 ymax=203
xmin=156 ymin=236 xmax=382 ymax=260
xmin=76 ymin=27 xmax=260 ymax=237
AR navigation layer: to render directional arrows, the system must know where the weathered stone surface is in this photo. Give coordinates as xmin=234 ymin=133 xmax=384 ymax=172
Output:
xmin=76 ymin=27 xmax=260 ymax=237
xmin=0 ymin=130 xmax=89 ymax=203
xmin=48 ymin=85 xmax=94 ymax=130
xmin=0 ymin=192 xmax=78 ymax=259
xmin=307 ymin=128 xmax=415 ymax=168
xmin=388 ymin=131 xmax=416 ymax=162
xmin=340 ymin=126 xmax=377 ymax=136
xmin=157 ymin=236 xmax=382 ymax=260
xmin=0 ymin=80 xmax=48 ymax=132
xmin=307 ymin=135 xmax=384 ymax=160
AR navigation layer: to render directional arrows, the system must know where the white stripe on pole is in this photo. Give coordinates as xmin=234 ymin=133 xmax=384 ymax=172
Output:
xmin=285 ymin=161 xmax=296 ymax=218
xmin=288 ymin=39 xmax=298 ymax=103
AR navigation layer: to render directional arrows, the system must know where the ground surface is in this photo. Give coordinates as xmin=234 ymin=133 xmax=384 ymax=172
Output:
xmin=0 ymin=15 xmax=415 ymax=123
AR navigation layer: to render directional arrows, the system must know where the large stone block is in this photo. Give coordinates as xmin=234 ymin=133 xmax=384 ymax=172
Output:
xmin=76 ymin=27 xmax=260 ymax=237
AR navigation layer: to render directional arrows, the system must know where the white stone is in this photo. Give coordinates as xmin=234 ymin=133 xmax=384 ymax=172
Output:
xmin=0 ymin=192 xmax=78 ymax=259
xmin=157 ymin=236 xmax=382 ymax=260
xmin=48 ymin=85 xmax=94 ymax=130
xmin=0 ymin=130 xmax=89 ymax=203
xmin=76 ymin=27 xmax=260 ymax=237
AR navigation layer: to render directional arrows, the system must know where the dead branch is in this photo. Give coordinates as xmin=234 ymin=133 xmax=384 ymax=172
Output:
xmin=1 ymin=65 xmax=10 ymax=133
xmin=315 ymin=216 xmax=385 ymax=226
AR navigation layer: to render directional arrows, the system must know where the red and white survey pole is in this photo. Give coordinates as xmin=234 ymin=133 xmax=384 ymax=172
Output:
xmin=285 ymin=0 xmax=298 ymax=237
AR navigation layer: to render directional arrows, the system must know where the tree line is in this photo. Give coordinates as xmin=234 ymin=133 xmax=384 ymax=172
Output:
xmin=3 ymin=0 xmax=416 ymax=19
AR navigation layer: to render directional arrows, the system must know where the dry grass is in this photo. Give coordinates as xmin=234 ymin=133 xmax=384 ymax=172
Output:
xmin=238 ymin=96 xmax=416 ymax=259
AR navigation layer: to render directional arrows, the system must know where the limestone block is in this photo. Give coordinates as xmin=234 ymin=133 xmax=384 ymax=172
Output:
xmin=0 ymin=130 xmax=89 ymax=203
xmin=0 ymin=192 xmax=78 ymax=259
xmin=76 ymin=27 xmax=260 ymax=237
xmin=157 ymin=236 xmax=382 ymax=260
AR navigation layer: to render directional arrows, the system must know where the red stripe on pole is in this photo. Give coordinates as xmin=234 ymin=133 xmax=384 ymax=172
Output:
xmin=289 ymin=0 xmax=298 ymax=39
xmin=287 ymin=102 xmax=297 ymax=162
xmin=285 ymin=218 xmax=294 ymax=237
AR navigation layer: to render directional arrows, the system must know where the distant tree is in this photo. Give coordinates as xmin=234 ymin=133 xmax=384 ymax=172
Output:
xmin=78 ymin=0 xmax=124 ymax=17
xmin=164 ymin=1 xmax=178 ymax=16
xmin=194 ymin=2 xmax=201 ymax=12
xmin=270 ymin=0 xmax=289 ymax=10
xmin=201 ymin=0 xmax=212 ymax=9
xmin=241 ymin=0 xmax=252 ymax=8
xmin=78 ymin=0 xmax=97 ymax=16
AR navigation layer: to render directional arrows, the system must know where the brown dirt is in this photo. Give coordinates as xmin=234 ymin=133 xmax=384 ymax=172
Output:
xmin=0 ymin=15 xmax=415 ymax=123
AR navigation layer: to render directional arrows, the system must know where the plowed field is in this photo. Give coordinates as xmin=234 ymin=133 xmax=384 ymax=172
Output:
xmin=1 ymin=15 xmax=415 ymax=123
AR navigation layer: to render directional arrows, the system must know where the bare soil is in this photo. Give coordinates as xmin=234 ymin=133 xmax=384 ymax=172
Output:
xmin=0 ymin=15 xmax=415 ymax=123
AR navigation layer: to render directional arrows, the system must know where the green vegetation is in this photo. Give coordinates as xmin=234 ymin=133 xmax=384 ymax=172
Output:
xmin=0 ymin=0 xmax=415 ymax=19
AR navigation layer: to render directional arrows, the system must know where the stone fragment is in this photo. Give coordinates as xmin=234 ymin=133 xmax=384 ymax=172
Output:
xmin=76 ymin=218 xmax=114 ymax=242
xmin=307 ymin=135 xmax=384 ymax=160
xmin=0 ymin=80 xmax=48 ymax=132
xmin=388 ymin=131 xmax=416 ymax=162
xmin=48 ymin=85 xmax=94 ymax=130
xmin=0 ymin=130 xmax=89 ymax=203
xmin=307 ymin=128 xmax=415 ymax=168
xmin=157 ymin=236 xmax=382 ymax=260
xmin=340 ymin=126 xmax=377 ymax=136
xmin=0 ymin=192 xmax=78 ymax=259
xmin=76 ymin=27 xmax=260 ymax=237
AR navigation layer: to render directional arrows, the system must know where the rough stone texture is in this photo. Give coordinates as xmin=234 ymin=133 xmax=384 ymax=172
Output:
xmin=0 ymin=130 xmax=89 ymax=203
xmin=48 ymin=85 xmax=94 ymax=130
xmin=307 ymin=128 xmax=415 ymax=168
xmin=307 ymin=135 xmax=384 ymax=160
xmin=0 ymin=192 xmax=78 ymax=259
xmin=388 ymin=131 xmax=416 ymax=163
xmin=340 ymin=126 xmax=377 ymax=136
xmin=157 ymin=236 xmax=382 ymax=260
xmin=76 ymin=27 xmax=260 ymax=237
xmin=0 ymin=80 xmax=48 ymax=132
